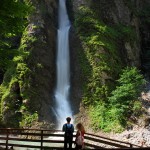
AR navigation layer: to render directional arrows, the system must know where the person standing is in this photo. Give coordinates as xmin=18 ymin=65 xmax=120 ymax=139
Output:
xmin=62 ymin=117 xmax=74 ymax=149
xmin=75 ymin=123 xmax=85 ymax=149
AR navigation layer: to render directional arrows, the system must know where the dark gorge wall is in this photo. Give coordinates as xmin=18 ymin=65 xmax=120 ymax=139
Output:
xmin=0 ymin=0 xmax=57 ymax=127
xmin=73 ymin=0 xmax=141 ymax=67
xmin=139 ymin=0 xmax=150 ymax=79
xmin=70 ymin=0 xmax=150 ymax=128
xmin=0 ymin=0 xmax=149 ymax=129
xmin=26 ymin=0 xmax=57 ymax=124
xmin=91 ymin=0 xmax=141 ymax=67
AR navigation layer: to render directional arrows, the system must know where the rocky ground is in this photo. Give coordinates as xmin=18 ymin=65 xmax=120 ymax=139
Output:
xmin=87 ymin=88 xmax=150 ymax=148
xmin=111 ymin=125 xmax=150 ymax=147
xmin=109 ymin=89 xmax=150 ymax=148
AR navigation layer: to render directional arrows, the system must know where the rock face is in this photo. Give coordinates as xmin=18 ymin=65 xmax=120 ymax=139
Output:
xmin=72 ymin=0 xmax=142 ymax=67
xmin=68 ymin=0 xmax=142 ymax=123
xmin=69 ymin=26 xmax=83 ymax=115
xmin=0 ymin=0 xmax=149 ymax=129
xmin=139 ymin=0 xmax=150 ymax=79
xmin=26 ymin=0 xmax=57 ymax=123
xmin=1 ymin=0 xmax=58 ymax=127
xmin=0 ymin=70 xmax=4 ymax=84
xmin=111 ymin=126 xmax=150 ymax=147
xmin=70 ymin=0 xmax=150 ymax=146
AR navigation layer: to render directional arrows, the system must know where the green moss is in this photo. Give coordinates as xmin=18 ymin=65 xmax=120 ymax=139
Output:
xmin=75 ymin=6 xmax=145 ymax=132
xmin=0 ymin=0 xmax=32 ymax=71
xmin=88 ymin=67 xmax=145 ymax=132
xmin=75 ymin=7 xmax=122 ymax=105
xmin=0 ymin=21 xmax=41 ymax=127
xmin=19 ymin=112 xmax=38 ymax=127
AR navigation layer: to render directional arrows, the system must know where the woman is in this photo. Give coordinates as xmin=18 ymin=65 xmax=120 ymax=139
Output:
xmin=75 ymin=123 xmax=85 ymax=149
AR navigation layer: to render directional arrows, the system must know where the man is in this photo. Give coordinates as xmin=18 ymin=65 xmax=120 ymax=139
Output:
xmin=62 ymin=117 xmax=74 ymax=149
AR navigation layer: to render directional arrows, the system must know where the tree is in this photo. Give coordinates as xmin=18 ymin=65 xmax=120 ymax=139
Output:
xmin=0 ymin=0 xmax=31 ymax=70
xmin=108 ymin=67 xmax=146 ymax=125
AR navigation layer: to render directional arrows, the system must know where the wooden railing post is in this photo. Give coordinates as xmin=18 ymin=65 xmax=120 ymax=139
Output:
xmin=130 ymin=143 xmax=133 ymax=148
xmin=6 ymin=129 xmax=9 ymax=149
xmin=41 ymin=130 xmax=43 ymax=150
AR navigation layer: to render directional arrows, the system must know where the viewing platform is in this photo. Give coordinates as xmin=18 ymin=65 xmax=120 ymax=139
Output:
xmin=0 ymin=128 xmax=147 ymax=149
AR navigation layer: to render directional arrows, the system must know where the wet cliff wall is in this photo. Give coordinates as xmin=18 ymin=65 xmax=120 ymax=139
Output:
xmin=70 ymin=0 xmax=150 ymax=131
xmin=0 ymin=0 xmax=149 ymax=131
xmin=70 ymin=0 xmax=142 ymax=107
xmin=0 ymin=0 xmax=57 ymax=127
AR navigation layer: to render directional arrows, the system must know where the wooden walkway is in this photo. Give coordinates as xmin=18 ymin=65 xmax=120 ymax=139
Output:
xmin=0 ymin=128 xmax=146 ymax=149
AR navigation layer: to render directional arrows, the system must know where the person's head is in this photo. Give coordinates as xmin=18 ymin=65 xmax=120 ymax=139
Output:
xmin=76 ymin=123 xmax=85 ymax=132
xmin=66 ymin=117 xmax=71 ymax=123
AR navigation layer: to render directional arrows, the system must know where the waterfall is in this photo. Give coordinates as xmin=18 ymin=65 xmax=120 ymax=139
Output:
xmin=54 ymin=0 xmax=72 ymax=129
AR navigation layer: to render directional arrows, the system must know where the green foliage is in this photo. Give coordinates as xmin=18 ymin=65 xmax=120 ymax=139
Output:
xmin=0 ymin=22 xmax=40 ymax=126
xmin=89 ymin=104 xmax=124 ymax=132
xmin=109 ymin=67 xmax=146 ymax=103
xmin=74 ymin=5 xmax=145 ymax=132
xmin=133 ymin=101 xmax=142 ymax=112
xmin=0 ymin=47 xmax=18 ymax=71
xmin=0 ymin=79 xmax=22 ymax=127
xmin=75 ymin=6 xmax=123 ymax=105
xmin=108 ymin=67 xmax=145 ymax=124
xmin=115 ymin=24 xmax=136 ymax=43
xmin=89 ymin=67 xmax=145 ymax=132
xmin=89 ymin=103 xmax=106 ymax=130
xmin=20 ymin=112 xmax=38 ymax=127
xmin=0 ymin=0 xmax=31 ymax=36
xmin=0 ymin=0 xmax=32 ymax=71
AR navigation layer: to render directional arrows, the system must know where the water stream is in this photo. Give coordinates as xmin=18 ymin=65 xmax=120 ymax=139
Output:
xmin=1 ymin=1 xmax=73 ymax=149
xmin=54 ymin=0 xmax=72 ymax=129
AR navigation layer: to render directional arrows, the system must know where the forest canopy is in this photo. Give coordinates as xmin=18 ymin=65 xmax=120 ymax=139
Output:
xmin=0 ymin=0 xmax=31 ymax=70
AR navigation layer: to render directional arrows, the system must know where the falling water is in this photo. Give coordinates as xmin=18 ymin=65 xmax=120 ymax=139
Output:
xmin=54 ymin=0 xmax=72 ymax=129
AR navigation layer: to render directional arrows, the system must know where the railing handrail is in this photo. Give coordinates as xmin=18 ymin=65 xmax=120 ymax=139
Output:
xmin=0 ymin=128 xmax=142 ymax=149
xmin=0 ymin=128 xmax=62 ymax=132
xmin=85 ymin=132 xmax=140 ymax=147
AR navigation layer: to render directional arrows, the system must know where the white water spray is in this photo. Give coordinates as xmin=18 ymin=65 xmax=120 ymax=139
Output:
xmin=54 ymin=0 xmax=72 ymax=129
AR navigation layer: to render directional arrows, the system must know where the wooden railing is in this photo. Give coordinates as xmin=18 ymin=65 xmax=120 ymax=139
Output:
xmin=84 ymin=132 xmax=140 ymax=149
xmin=0 ymin=128 xmax=143 ymax=149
